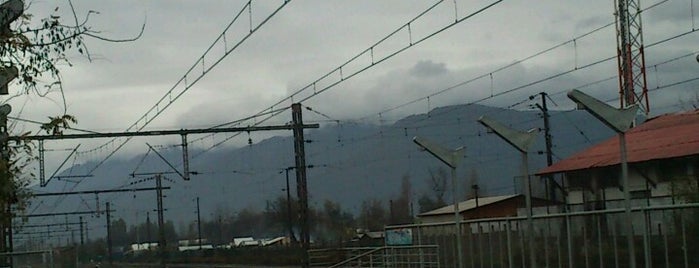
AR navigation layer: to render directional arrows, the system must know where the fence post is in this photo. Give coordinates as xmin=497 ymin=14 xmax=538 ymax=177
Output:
xmin=681 ymin=214 xmax=688 ymax=268
xmin=597 ymin=215 xmax=604 ymax=268
xmin=566 ymin=213 xmax=574 ymax=268
xmin=660 ymin=223 xmax=668 ymax=268
xmin=642 ymin=209 xmax=651 ymax=267
xmin=478 ymin=224 xmax=484 ymax=268
xmin=612 ymin=221 xmax=619 ymax=268
xmin=506 ymin=220 xmax=513 ymax=268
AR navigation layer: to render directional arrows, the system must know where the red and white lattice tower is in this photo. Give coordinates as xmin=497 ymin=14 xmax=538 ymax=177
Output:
xmin=615 ymin=0 xmax=649 ymax=115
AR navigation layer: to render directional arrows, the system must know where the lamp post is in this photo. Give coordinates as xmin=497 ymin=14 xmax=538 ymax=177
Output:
xmin=413 ymin=136 xmax=464 ymax=268
xmin=567 ymin=89 xmax=638 ymax=267
xmin=478 ymin=115 xmax=539 ymax=268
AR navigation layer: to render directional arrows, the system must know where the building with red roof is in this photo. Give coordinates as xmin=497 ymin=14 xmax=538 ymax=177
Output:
xmin=537 ymin=109 xmax=699 ymax=210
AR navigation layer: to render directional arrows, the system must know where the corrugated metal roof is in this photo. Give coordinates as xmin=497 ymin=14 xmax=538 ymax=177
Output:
xmin=418 ymin=194 xmax=519 ymax=216
xmin=537 ymin=109 xmax=699 ymax=175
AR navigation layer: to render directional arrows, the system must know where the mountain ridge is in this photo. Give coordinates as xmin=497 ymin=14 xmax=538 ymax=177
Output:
xmin=27 ymin=103 xmax=614 ymax=234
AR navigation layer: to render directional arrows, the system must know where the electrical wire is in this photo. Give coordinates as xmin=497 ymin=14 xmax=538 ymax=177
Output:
xmin=79 ymin=0 xmax=292 ymax=175
xmin=29 ymin=0 xmax=698 ymax=219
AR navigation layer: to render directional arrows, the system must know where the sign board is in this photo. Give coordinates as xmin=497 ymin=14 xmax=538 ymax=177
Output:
xmin=385 ymin=228 xmax=413 ymax=246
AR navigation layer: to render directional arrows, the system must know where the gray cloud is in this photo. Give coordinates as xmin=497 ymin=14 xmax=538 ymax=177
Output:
xmin=4 ymin=0 xmax=699 ymax=168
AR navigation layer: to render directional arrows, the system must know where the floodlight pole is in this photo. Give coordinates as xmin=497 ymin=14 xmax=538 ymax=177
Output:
xmin=567 ymin=89 xmax=638 ymax=268
xmin=619 ymin=132 xmax=635 ymax=267
xmin=477 ymin=115 xmax=538 ymax=268
xmin=521 ymin=149 xmax=535 ymax=268
xmin=449 ymin=164 xmax=461 ymax=268
xmin=413 ymin=136 xmax=464 ymax=268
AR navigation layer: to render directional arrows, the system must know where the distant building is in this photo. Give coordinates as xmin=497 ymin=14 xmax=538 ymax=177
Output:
xmin=417 ymin=194 xmax=557 ymax=224
xmin=229 ymin=236 xmax=290 ymax=247
xmin=350 ymin=229 xmax=384 ymax=247
xmin=128 ymin=242 xmax=158 ymax=253
xmin=537 ymin=109 xmax=699 ymax=211
xmin=178 ymin=244 xmax=214 ymax=251
xmin=231 ymin=237 xmax=255 ymax=247
xmin=261 ymin=236 xmax=289 ymax=247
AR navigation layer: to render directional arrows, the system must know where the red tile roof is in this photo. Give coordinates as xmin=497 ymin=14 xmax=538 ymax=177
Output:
xmin=537 ymin=109 xmax=699 ymax=175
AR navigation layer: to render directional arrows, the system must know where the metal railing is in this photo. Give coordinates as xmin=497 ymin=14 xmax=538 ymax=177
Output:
xmin=0 ymin=249 xmax=54 ymax=268
xmin=309 ymin=245 xmax=440 ymax=268
xmin=385 ymin=202 xmax=699 ymax=268
xmin=309 ymin=247 xmax=379 ymax=267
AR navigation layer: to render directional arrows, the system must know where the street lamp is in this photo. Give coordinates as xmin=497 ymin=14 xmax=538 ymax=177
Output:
xmin=477 ymin=115 xmax=539 ymax=268
xmin=567 ymin=89 xmax=638 ymax=267
xmin=413 ymin=136 xmax=464 ymax=268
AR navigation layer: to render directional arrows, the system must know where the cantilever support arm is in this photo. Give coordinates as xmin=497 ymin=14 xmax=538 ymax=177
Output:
xmin=146 ymin=143 xmax=186 ymax=181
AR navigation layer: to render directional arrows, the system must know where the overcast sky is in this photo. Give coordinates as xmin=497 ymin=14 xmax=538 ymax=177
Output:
xmin=7 ymin=0 xmax=699 ymax=171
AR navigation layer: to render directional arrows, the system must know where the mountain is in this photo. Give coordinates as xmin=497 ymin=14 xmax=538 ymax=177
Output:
xmin=25 ymin=103 xmax=614 ymax=234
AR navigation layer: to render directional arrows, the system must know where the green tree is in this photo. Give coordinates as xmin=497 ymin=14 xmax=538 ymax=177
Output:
xmin=417 ymin=193 xmax=445 ymax=213
xmin=358 ymin=199 xmax=387 ymax=231
xmin=263 ymin=194 xmax=299 ymax=241
xmin=390 ymin=175 xmax=413 ymax=224
xmin=418 ymin=167 xmax=448 ymax=213
xmin=0 ymin=0 xmax=142 ymax=224
xmin=316 ymin=199 xmax=354 ymax=246
xmin=231 ymin=207 xmax=267 ymax=238
xmin=110 ymin=218 xmax=128 ymax=248
xmin=40 ymin=114 xmax=77 ymax=135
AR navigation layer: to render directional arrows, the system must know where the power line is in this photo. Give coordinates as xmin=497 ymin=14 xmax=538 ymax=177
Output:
xmin=8 ymin=116 xmax=99 ymax=134
xmin=79 ymin=1 xmax=292 ymax=176
xmin=352 ymin=22 xmax=698 ymax=142
xmin=190 ymin=0 xmax=506 ymax=156
xmin=302 ymin=59 xmax=699 ymax=177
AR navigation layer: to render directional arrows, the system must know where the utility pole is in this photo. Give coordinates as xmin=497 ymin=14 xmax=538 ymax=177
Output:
xmin=155 ymin=174 xmax=166 ymax=268
xmin=106 ymin=202 xmax=112 ymax=266
xmin=534 ymin=92 xmax=555 ymax=202
xmin=79 ymin=217 xmax=84 ymax=245
xmin=218 ymin=215 xmax=223 ymax=246
xmin=14 ymin=122 xmax=319 ymax=187
xmin=291 ymin=103 xmax=310 ymax=268
xmin=147 ymin=212 xmax=151 ymax=244
xmin=196 ymin=197 xmax=202 ymax=250
xmin=0 ymin=104 xmax=12 ymax=268
xmin=538 ymin=93 xmax=553 ymax=168
xmin=85 ymin=220 xmax=89 ymax=244
xmin=284 ymin=168 xmax=297 ymax=244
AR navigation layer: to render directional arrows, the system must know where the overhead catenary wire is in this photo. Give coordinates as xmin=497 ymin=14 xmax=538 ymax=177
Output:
xmin=31 ymin=0 xmax=699 ymax=220
xmin=190 ymin=0 xmax=506 ymax=155
xmin=321 ymin=67 xmax=699 ymax=195
xmin=8 ymin=116 xmax=100 ymax=134
xmin=34 ymin=0 xmax=295 ymax=212
xmin=138 ymin=0 xmax=508 ymax=167
xmin=302 ymin=49 xmax=699 ymax=172
xmin=79 ymin=0 xmax=292 ymax=176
